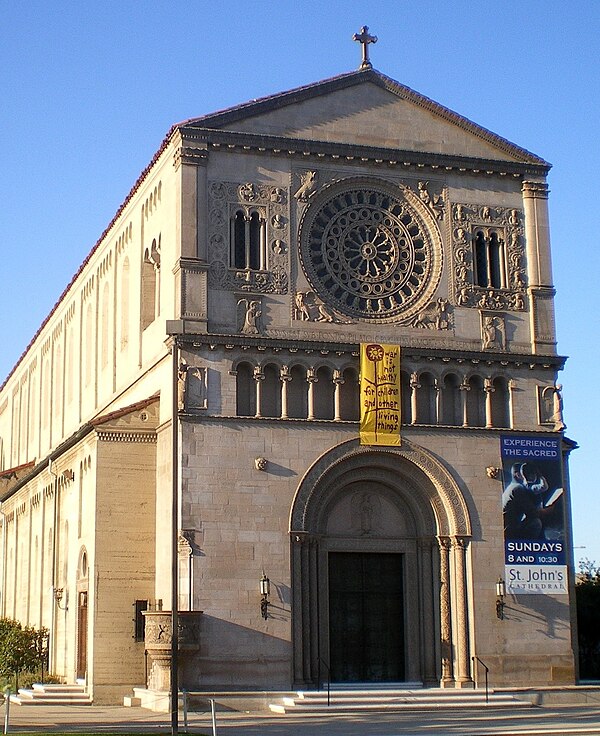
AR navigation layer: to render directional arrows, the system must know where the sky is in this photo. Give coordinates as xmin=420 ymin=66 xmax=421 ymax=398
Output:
xmin=1 ymin=2 xmax=599 ymax=563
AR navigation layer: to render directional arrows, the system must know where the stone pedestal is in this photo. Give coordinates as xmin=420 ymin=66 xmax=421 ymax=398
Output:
xmin=143 ymin=611 xmax=202 ymax=691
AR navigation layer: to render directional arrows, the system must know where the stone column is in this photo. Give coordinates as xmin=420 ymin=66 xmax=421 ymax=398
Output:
xmin=484 ymin=377 xmax=494 ymax=429
xmin=418 ymin=538 xmax=438 ymax=685
xmin=522 ymin=180 xmax=557 ymax=354
xmin=280 ymin=366 xmax=291 ymax=419
xmin=333 ymin=370 xmax=344 ymax=421
xmin=307 ymin=368 xmax=317 ymax=421
xmin=459 ymin=377 xmax=470 ymax=427
xmin=410 ymin=372 xmax=420 ymax=425
xmin=438 ymin=536 xmax=454 ymax=686
xmin=434 ymin=379 xmax=442 ymax=425
xmin=291 ymin=532 xmax=320 ymax=688
xmin=253 ymin=367 xmax=264 ymax=418
xmin=453 ymin=536 xmax=472 ymax=687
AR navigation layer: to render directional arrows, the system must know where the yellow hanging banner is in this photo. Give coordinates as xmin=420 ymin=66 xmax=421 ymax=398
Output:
xmin=360 ymin=343 xmax=401 ymax=446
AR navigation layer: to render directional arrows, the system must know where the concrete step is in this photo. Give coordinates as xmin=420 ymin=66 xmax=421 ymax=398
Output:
xmin=10 ymin=683 xmax=92 ymax=706
xmin=269 ymin=688 xmax=531 ymax=714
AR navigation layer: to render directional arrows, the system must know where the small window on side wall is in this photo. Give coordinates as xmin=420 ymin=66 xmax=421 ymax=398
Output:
xmin=134 ymin=599 xmax=148 ymax=642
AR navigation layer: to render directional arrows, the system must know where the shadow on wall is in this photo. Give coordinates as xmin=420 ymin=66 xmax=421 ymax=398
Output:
xmin=181 ymin=614 xmax=292 ymax=691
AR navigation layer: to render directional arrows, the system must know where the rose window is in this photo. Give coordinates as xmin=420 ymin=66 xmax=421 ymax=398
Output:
xmin=299 ymin=182 xmax=441 ymax=321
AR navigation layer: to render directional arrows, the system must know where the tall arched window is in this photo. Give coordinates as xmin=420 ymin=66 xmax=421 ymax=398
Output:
xmin=491 ymin=377 xmax=510 ymax=428
xmin=236 ymin=362 xmax=255 ymax=417
xmin=339 ymin=367 xmax=359 ymax=421
xmin=400 ymin=370 xmax=411 ymax=425
xmin=474 ymin=228 xmax=506 ymax=288
xmin=313 ymin=366 xmax=334 ymax=420
xmin=84 ymin=303 xmax=93 ymax=387
xmin=141 ymin=237 xmax=160 ymax=329
xmin=232 ymin=209 xmax=265 ymax=270
xmin=261 ymin=364 xmax=281 ymax=418
xmin=416 ymin=372 xmax=436 ymax=424
xmin=120 ymin=257 xmax=130 ymax=351
xmin=441 ymin=374 xmax=461 ymax=426
xmin=466 ymin=375 xmax=486 ymax=427
xmin=288 ymin=365 xmax=308 ymax=419
xmin=101 ymin=282 xmax=110 ymax=369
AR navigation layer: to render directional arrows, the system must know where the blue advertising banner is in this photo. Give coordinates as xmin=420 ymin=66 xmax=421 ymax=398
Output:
xmin=500 ymin=435 xmax=567 ymax=594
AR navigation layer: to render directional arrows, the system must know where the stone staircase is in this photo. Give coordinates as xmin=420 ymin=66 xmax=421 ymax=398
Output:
xmin=9 ymin=682 xmax=92 ymax=706
xmin=268 ymin=687 xmax=532 ymax=714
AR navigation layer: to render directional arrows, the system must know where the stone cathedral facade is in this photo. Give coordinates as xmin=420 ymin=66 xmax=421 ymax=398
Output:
xmin=0 ymin=62 xmax=576 ymax=704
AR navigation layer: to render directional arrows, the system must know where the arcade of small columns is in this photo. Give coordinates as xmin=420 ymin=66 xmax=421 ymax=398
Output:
xmin=235 ymin=359 xmax=512 ymax=429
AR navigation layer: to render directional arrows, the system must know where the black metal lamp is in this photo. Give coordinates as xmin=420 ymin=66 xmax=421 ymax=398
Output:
xmin=260 ymin=573 xmax=271 ymax=619
xmin=496 ymin=578 xmax=506 ymax=619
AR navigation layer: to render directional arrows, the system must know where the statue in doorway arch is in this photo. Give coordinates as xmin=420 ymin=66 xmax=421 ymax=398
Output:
xmin=351 ymin=491 xmax=382 ymax=536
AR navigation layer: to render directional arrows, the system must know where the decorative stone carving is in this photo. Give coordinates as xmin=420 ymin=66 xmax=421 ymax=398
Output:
xmin=255 ymin=457 xmax=268 ymax=471
xmin=451 ymin=202 xmax=526 ymax=311
xmin=417 ymin=181 xmax=445 ymax=220
xmin=412 ymin=298 xmax=450 ymax=330
xmin=179 ymin=361 xmax=208 ymax=411
xmin=540 ymin=384 xmax=566 ymax=431
xmin=481 ymin=313 xmax=506 ymax=351
xmin=186 ymin=367 xmax=208 ymax=410
xmin=208 ymin=180 xmax=289 ymax=294
xmin=350 ymin=491 xmax=382 ymax=535
xmin=293 ymin=291 xmax=337 ymax=323
xmin=294 ymin=170 xmax=318 ymax=201
xmin=238 ymin=298 xmax=263 ymax=335
xmin=298 ymin=179 xmax=443 ymax=323
xmin=143 ymin=610 xmax=202 ymax=692
xmin=238 ymin=182 xmax=258 ymax=202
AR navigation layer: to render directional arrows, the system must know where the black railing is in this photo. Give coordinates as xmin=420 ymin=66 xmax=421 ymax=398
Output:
xmin=471 ymin=655 xmax=490 ymax=704
xmin=318 ymin=658 xmax=331 ymax=707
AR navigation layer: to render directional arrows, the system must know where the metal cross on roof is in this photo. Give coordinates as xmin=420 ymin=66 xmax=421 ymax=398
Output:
xmin=353 ymin=25 xmax=378 ymax=70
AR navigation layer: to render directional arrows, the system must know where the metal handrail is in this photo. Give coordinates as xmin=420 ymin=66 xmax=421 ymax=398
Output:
xmin=318 ymin=657 xmax=331 ymax=707
xmin=471 ymin=655 xmax=490 ymax=704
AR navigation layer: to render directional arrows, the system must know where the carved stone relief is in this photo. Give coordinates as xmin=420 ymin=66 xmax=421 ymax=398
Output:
xmin=538 ymin=384 xmax=565 ymax=430
xmin=451 ymin=202 xmax=526 ymax=311
xmin=480 ymin=312 xmax=507 ymax=351
xmin=412 ymin=298 xmax=451 ymax=330
xmin=293 ymin=291 xmax=340 ymax=323
xmin=178 ymin=363 xmax=208 ymax=411
xmin=293 ymin=170 xmax=318 ymax=201
xmin=207 ymin=180 xmax=289 ymax=294
xmin=237 ymin=298 xmax=263 ymax=335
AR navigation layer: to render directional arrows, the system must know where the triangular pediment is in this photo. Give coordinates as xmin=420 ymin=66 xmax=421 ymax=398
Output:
xmin=182 ymin=70 xmax=546 ymax=166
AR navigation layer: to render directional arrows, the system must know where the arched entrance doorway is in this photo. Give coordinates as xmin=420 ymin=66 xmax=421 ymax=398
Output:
xmin=290 ymin=439 xmax=472 ymax=688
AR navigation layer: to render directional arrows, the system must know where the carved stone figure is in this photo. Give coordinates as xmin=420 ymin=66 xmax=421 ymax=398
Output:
xmin=294 ymin=292 xmax=311 ymax=321
xmin=177 ymin=361 xmax=189 ymax=410
xmin=542 ymin=384 xmax=566 ymax=431
xmin=238 ymin=299 xmax=262 ymax=334
xmin=412 ymin=298 xmax=450 ymax=330
xmin=481 ymin=314 xmax=506 ymax=351
xmin=294 ymin=170 xmax=318 ymax=201
xmin=418 ymin=181 xmax=444 ymax=219
xmin=238 ymin=182 xmax=257 ymax=201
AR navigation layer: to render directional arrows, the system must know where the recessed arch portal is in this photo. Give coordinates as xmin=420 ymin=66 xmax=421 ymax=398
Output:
xmin=290 ymin=438 xmax=472 ymax=689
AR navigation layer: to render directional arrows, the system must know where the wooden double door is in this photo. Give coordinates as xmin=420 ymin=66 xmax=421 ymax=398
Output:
xmin=328 ymin=552 xmax=405 ymax=683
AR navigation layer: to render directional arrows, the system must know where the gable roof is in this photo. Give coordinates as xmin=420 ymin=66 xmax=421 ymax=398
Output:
xmin=180 ymin=68 xmax=549 ymax=167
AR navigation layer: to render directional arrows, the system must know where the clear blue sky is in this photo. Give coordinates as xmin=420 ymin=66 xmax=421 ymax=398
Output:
xmin=1 ymin=2 xmax=599 ymax=562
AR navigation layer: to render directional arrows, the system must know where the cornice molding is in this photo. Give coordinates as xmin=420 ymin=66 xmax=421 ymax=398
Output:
xmin=180 ymin=127 xmax=549 ymax=178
